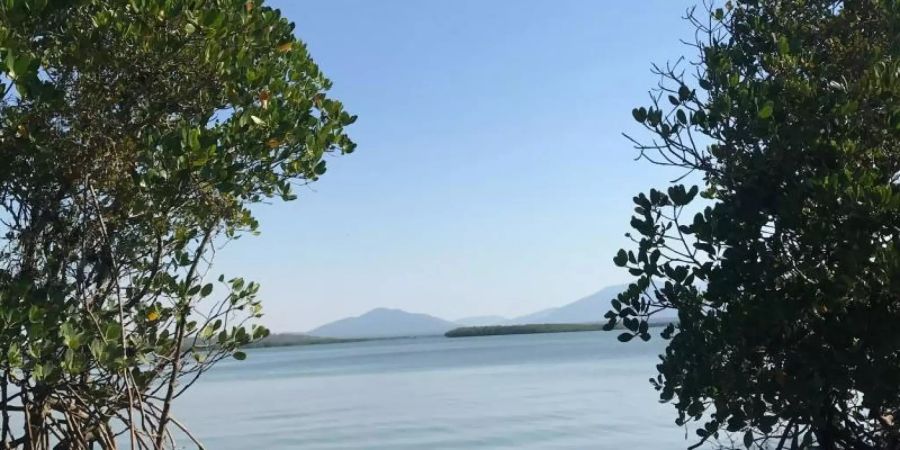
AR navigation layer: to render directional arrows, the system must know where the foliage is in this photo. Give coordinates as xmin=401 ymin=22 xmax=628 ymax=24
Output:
xmin=243 ymin=333 xmax=363 ymax=348
xmin=605 ymin=1 xmax=899 ymax=448
xmin=445 ymin=323 xmax=609 ymax=337
xmin=0 ymin=0 xmax=355 ymax=448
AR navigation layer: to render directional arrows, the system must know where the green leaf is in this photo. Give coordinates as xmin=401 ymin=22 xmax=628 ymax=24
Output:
xmin=200 ymin=283 xmax=213 ymax=298
xmin=60 ymin=323 xmax=82 ymax=349
xmin=6 ymin=51 xmax=33 ymax=80
xmin=687 ymin=185 xmax=699 ymax=201
xmin=758 ymin=101 xmax=774 ymax=119
xmin=668 ymin=185 xmax=686 ymax=205
xmin=233 ymin=351 xmax=247 ymax=360
xmin=617 ymin=333 xmax=634 ymax=342
xmin=777 ymin=36 xmax=789 ymax=55
xmin=613 ymin=249 xmax=628 ymax=267
xmin=104 ymin=322 xmax=122 ymax=342
xmin=631 ymin=107 xmax=647 ymax=123
xmin=89 ymin=339 xmax=105 ymax=362
xmin=33 ymin=363 xmax=45 ymax=380
xmin=7 ymin=346 xmax=22 ymax=368
xmin=28 ymin=305 xmax=42 ymax=323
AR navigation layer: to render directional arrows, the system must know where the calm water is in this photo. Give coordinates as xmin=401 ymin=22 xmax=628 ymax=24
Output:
xmin=175 ymin=331 xmax=692 ymax=449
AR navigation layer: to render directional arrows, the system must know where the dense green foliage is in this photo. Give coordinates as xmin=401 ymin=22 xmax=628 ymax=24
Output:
xmin=605 ymin=1 xmax=899 ymax=448
xmin=445 ymin=323 xmax=608 ymax=338
xmin=0 ymin=0 xmax=354 ymax=448
xmin=245 ymin=333 xmax=363 ymax=348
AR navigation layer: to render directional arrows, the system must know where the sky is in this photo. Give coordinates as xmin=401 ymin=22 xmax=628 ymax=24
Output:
xmin=214 ymin=0 xmax=700 ymax=332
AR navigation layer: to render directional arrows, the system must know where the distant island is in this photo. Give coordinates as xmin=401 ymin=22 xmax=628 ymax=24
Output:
xmin=304 ymin=285 xmax=641 ymax=339
xmin=245 ymin=333 xmax=365 ymax=348
xmin=445 ymin=320 xmax=673 ymax=338
xmin=307 ymin=307 xmax=457 ymax=338
xmin=295 ymin=284 xmax=678 ymax=341
xmin=445 ymin=323 xmax=607 ymax=337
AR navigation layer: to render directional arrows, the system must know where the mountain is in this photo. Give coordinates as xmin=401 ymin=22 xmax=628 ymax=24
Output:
xmin=454 ymin=315 xmax=508 ymax=327
xmin=308 ymin=308 xmax=456 ymax=338
xmin=510 ymin=285 xmax=628 ymax=324
xmin=306 ymin=284 xmax=677 ymax=338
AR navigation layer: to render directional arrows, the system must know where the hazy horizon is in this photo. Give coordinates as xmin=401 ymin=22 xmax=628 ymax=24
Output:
xmin=303 ymin=284 xmax=609 ymax=332
xmin=213 ymin=0 xmax=697 ymax=332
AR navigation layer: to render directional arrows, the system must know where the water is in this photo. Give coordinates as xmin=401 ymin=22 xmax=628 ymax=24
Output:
xmin=175 ymin=331 xmax=693 ymax=449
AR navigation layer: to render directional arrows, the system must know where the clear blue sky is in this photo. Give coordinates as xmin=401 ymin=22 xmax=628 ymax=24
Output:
xmin=215 ymin=0 xmax=698 ymax=332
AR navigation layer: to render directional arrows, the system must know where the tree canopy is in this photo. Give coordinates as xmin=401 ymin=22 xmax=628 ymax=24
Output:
xmin=0 ymin=0 xmax=355 ymax=448
xmin=605 ymin=1 xmax=899 ymax=448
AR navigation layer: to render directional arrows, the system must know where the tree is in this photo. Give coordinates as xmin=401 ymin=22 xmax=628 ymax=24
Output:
xmin=605 ymin=1 xmax=899 ymax=448
xmin=0 ymin=0 xmax=355 ymax=448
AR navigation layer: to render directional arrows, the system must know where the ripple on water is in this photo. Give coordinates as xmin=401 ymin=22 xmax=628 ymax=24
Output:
xmin=176 ymin=332 xmax=689 ymax=449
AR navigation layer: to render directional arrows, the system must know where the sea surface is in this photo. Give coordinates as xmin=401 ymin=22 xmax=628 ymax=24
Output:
xmin=175 ymin=331 xmax=693 ymax=449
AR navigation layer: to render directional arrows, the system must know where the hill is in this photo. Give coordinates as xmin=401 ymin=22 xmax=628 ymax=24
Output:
xmin=308 ymin=308 xmax=456 ymax=338
xmin=509 ymin=285 xmax=628 ymax=324
xmin=304 ymin=284 xmax=678 ymax=339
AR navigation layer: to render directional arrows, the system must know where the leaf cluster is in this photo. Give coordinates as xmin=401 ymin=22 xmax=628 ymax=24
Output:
xmin=0 ymin=0 xmax=355 ymax=448
xmin=607 ymin=1 xmax=900 ymax=448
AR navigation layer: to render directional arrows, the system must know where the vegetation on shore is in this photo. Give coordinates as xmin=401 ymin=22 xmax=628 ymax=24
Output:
xmin=240 ymin=333 xmax=443 ymax=349
xmin=445 ymin=322 xmax=672 ymax=338
xmin=446 ymin=323 xmax=605 ymax=337
xmin=245 ymin=333 xmax=365 ymax=348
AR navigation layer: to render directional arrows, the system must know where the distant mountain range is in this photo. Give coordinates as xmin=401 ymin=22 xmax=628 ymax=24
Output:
xmin=308 ymin=307 xmax=457 ymax=338
xmin=307 ymin=284 xmax=639 ymax=338
xmin=506 ymin=285 xmax=626 ymax=325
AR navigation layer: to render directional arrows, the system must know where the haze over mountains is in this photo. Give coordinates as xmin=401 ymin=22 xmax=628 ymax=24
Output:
xmin=308 ymin=308 xmax=457 ymax=338
xmin=307 ymin=285 xmax=631 ymax=338
xmin=453 ymin=315 xmax=509 ymax=327
xmin=507 ymin=285 xmax=626 ymax=325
